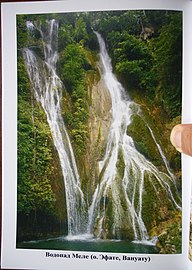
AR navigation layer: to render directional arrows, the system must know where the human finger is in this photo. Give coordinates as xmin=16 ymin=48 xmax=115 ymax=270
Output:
xmin=170 ymin=124 xmax=192 ymax=156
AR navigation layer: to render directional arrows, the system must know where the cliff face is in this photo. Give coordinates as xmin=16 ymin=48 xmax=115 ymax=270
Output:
xmin=83 ymin=63 xmax=112 ymax=196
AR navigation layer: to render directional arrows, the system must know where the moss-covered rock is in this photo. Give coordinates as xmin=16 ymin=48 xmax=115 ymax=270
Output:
xmin=127 ymin=113 xmax=162 ymax=167
xmin=153 ymin=212 xmax=182 ymax=254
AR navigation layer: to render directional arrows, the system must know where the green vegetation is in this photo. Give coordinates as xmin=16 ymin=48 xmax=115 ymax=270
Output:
xmin=57 ymin=19 xmax=97 ymax=157
xmin=17 ymin=10 xmax=182 ymax=249
xmin=17 ymin=43 xmax=67 ymax=241
xmin=95 ymin=10 xmax=182 ymax=117
xmin=17 ymin=53 xmax=56 ymax=216
xmin=127 ymin=114 xmax=161 ymax=166
xmin=155 ymin=13 xmax=182 ymax=117
xmin=59 ymin=44 xmax=90 ymax=156
xmin=153 ymin=212 xmax=182 ymax=254
xmin=109 ymin=31 xmax=155 ymax=92
xmin=18 ymin=97 xmax=56 ymax=216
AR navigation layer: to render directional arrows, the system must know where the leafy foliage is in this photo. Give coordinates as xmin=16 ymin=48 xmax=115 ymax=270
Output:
xmin=17 ymin=15 xmax=28 ymax=49
xmin=58 ymin=44 xmax=91 ymax=156
xmin=96 ymin=10 xmax=182 ymax=117
xmin=17 ymin=93 xmax=56 ymax=216
xmin=58 ymin=44 xmax=87 ymax=89
xmin=154 ymin=13 xmax=182 ymax=117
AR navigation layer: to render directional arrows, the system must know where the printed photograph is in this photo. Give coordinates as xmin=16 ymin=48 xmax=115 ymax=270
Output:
xmin=16 ymin=10 xmax=182 ymax=254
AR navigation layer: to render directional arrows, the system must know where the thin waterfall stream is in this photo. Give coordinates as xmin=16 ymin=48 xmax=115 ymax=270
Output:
xmin=21 ymin=20 xmax=181 ymax=246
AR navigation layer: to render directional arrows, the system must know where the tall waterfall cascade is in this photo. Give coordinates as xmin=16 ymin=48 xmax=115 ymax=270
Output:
xmin=22 ymin=20 xmax=181 ymax=242
xmin=23 ymin=20 xmax=86 ymax=236
xmin=87 ymin=32 xmax=181 ymax=241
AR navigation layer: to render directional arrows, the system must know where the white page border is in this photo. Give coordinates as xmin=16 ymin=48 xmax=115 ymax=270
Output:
xmin=182 ymin=2 xmax=192 ymax=269
xmin=1 ymin=0 xmax=192 ymax=269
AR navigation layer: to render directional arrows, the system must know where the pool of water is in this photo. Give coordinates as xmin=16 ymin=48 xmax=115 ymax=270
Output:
xmin=17 ymin=235 xmax=159 ymax=254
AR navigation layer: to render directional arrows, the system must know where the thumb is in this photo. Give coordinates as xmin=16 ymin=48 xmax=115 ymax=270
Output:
xmin=170 ymin=124 xmax=192 ymax=156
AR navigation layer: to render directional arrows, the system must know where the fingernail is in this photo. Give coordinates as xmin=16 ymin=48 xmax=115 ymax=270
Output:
xmin=170 ymin=127 xmax=182 ymax=152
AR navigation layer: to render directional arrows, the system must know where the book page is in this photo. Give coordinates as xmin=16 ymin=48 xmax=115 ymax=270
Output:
xmin=183 ymin=2 xmax=192 ymax=269
xmin=1 ymin=0 xmax=192 ymax=269
xmin=189 ymin=187 xmax=192 ymax=261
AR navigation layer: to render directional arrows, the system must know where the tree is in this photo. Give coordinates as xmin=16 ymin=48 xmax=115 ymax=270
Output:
xmin=155 ymin=12 xmax=182 ymax=117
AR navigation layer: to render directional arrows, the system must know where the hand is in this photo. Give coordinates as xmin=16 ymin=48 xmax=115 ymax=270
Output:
xmin=170 ymin=124 xmax=192 ymax=156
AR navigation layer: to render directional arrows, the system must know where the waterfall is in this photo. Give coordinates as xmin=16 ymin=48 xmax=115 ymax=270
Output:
xmin=22 ymin=19 xmax=181 ymax=243
xmin=87 ymin=32 xmax=181 ymax=241
xmin=22 ymin=20 xmax=86 ymax=236
xmin=147 ymin=125 xmax=177 ymax=183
